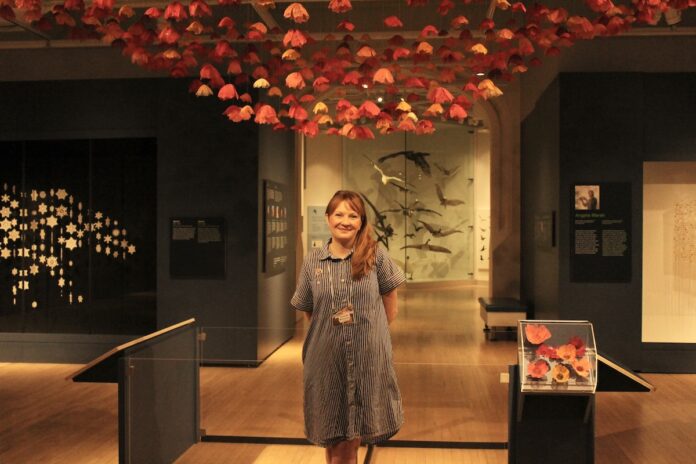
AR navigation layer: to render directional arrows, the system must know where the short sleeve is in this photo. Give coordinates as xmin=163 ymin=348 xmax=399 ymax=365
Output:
xmin=291 ymin=258 xmax=314 ymax=312
xmin=376 ymin=246 xmax=406 ymax=295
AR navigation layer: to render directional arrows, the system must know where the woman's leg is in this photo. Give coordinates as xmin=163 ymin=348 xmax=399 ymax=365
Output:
xmin=326 ymin=438 xmax=361 ymax=464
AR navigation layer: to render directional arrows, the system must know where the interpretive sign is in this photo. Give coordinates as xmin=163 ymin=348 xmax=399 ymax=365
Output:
xmin=307 ymin=205 xmax=331 ymax=251
xmin=570 ymin=183 xmax=631 ymax=282
xmin=170 ymin=218 xmax=225 ymax=278
xmin=263 ymin=180 xmax=289 ymax=276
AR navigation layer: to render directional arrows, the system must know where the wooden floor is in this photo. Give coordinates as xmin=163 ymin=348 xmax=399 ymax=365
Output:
xmin=2 ymin=284 xmax=696 ymax=463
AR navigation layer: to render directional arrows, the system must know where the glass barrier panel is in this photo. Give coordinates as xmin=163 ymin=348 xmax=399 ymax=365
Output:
xmin=198 ymin=326 xmax=514 ymax=446
xmin=122 ymin=325 xmax=199 ymax=464
xmin=199 ymin=326 xmax=303 ymax=438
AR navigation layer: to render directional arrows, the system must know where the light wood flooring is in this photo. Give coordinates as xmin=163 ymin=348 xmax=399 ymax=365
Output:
xmin=2 ymin=284 xmax=696 ymax=463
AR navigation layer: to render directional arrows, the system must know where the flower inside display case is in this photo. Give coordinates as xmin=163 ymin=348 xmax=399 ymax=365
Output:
xmin=518 ymin=320 xmax=597 ymax=394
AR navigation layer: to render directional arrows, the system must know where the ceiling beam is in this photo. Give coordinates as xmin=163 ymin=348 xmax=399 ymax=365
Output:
xmin=0 ymin=27 xmax=695 ymax=50
xmin=250 ymin=0 xmax=282 ymax=32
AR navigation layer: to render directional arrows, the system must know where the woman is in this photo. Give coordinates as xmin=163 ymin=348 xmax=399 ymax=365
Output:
xmin=291 ymin=190 xmax=405 ymax=464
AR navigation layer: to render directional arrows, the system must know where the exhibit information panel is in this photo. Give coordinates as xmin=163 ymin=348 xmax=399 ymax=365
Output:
xmin=571 ymin=182 xmax=631 ymax=282
xmin=518 ymin=320 xmax=597 ymax=394
xmin=263 ymin=180 xmax=289 ymax=276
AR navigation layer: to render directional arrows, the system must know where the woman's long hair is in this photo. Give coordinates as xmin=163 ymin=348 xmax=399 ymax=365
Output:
xmin=325 ymin=190 xmax=377 ymax=280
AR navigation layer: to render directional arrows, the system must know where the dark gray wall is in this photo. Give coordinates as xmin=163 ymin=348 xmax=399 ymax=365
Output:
xmin=0 ymin=77 xmax=296 ymax=363
xmin=257 ymin=127 xmax=297 ymax=360
xmin=521 ymin=78 xmax=560 ymax=321
xmin=522 ymin=72 xmax=696 ymax=372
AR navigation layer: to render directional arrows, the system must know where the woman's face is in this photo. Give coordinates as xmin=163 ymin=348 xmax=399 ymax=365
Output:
xmin=327 ymin=200 xmax=362 ymax=245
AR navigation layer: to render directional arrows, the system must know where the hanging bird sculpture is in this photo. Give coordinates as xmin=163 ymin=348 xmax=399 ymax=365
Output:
xmin=383 ymin=200 xmax=441 ymax=218
xmin=377 ymin=150 xmax=432 ymax=176
xmin=360 ymin=193 xmax=395 ymax=249
xmin=435 ymin=184 xmax=466 ymax=207
xmin=400 ymin=239 xmax=452 ymax=254
xmin=434 ymin=162 xmax=461 ymax=178
xmin=417 ymin=220 xmax=465 ymax=238
xmin=362 ymin=154 xmax=414 ymax=193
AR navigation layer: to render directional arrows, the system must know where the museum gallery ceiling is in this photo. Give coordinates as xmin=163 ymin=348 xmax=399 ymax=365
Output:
xmin=2 ymin=0 xmax=695 ymax=137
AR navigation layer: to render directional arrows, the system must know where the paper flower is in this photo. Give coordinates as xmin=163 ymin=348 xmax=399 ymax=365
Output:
xmin=448 ymin=103 xmax=468 ymax=122
xmin=423 ymin=103 xmax=444 ymax=117
xmin=384 ymin=16 xmax=403 ymax=28
xmin=556 ymin=343 xmax=577 ymax=362
xmin=328 ymin=0 xmax=352 ymax=13
xmin=524 ymin=324 xmax=552 ymax=345
xmin=189 ymin=0 xmax=212 ymax=17
xmin=569 ymin=336 xmax=586 ymax=357
xmin=253 ymin=78 xmax=270 ymax=89
xmin=373 ymin=68 xmax=394 ymax=84
xmin=164 ymin=2 xmax=188 ymax=21
xmin=535 ymin=343 xmax=558 ymax=359
xmin=471 ymin=43 xmax=488 ymax=55
xmin=551 ymin=364 xmax=570 ymax=383
xmin=572 ymin=357 xmax=591 ymax=378
xmin=285 ymin=72 xmax=306 ymax=89
xmin=224 ymin=105 xmax=254 ymax=122
xmin=451 ymin=15 xmax=469 ymax=28
xmin=312 ymin=102 xmax=328 ymax=114
xmin=283 ymin=29 xmax=307 ymax=48
xmin=358 ymin=101 xmax=381 ymax=118
xmin=283 ymin=3 xmax=309 ymax=23
xmin=186 ymin=21 xmax=204 ymax=34
xmin=527 ymin=359 xmax=550 ymax=379
xmin=217 ymin=84 xmax=238 ymax=101
xmin=195 ymin=84 xmax=213 ymax=97
xmin=416 ymin=41 xmax=433 ymax=55
xmin=255 ymin=105 xmax=279 ymax=124
xmin=429 ymin=86 xmax=454 ymax=104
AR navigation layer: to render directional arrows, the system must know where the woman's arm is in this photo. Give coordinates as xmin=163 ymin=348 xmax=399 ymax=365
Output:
xmin=382 ymin=289 xmax=399 ymax=325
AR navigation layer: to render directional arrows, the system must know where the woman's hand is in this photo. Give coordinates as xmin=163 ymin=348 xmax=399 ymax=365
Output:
xmin=382 ymin=289 xmax=399 ymax=325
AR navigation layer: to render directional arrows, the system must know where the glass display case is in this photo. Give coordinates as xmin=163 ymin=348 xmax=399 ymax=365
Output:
xmin=342 ymin=125 xmax=477 ymax=282
xmin=517 ymin=320 xmax=598 ymax=394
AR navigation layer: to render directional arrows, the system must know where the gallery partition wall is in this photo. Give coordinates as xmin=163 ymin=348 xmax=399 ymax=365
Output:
xmin=0 ymin=138 xmax=157 ymax=336
xmin=521 ymin=72 xmax=696 ymax=372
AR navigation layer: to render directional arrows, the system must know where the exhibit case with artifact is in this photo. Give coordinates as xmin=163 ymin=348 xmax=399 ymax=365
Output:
xmin=342 ymin=125 xmax=480 ymax=282
xmin=517 ymin=320 xmax=598 ymax=394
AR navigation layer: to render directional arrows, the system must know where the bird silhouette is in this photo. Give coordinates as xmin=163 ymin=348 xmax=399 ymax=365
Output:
xmin=417 ymin=220 xmax=464 ymax=238
xmin=400 ymin=239 xmax=452 ymax=254
xmin=435 ymin=184 xmax=466 ymax=207
xmin=360 ymin=193 xmax=395 ymax=249
xmin=383 ymin=200 xmax=441 ymax=218
xmin=362 ymin=155 xmax=414 ymax=192
xmin=434 ymin=162 xmax=461 ymax=178
xmin=377 ymin=150 xmax=432 ymax=176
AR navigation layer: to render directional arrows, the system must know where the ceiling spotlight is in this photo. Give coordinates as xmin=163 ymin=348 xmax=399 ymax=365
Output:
xmin=362 ymin=83 xmax=369 ymax=89
xmin=476 ymin=72 xmax=486 ymax=77
xmin=377 ymin=96 xmax=384 ymax=103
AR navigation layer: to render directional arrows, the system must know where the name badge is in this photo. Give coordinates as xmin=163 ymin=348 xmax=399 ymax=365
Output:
xmin=332 ymin=304 xmax=355 ymax=326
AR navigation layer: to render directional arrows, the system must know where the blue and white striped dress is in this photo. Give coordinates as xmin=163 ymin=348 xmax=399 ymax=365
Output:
xmin=291 ymin=242 xmax=406 ymax=447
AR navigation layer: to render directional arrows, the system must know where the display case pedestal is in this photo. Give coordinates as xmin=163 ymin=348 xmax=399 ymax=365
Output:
xmin=508 ymin=364 xmax=595 ymax=464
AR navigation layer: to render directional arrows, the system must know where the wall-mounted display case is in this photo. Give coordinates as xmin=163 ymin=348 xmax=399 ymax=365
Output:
xmin=518 ymin=320 xmax=598 ymax=394
xmin=342 ymin=126 xmax=478 ymax=282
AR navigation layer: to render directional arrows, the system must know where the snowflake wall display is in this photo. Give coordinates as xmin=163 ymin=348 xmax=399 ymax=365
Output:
xmin=0 ymin=183 xmax=136 ymax=308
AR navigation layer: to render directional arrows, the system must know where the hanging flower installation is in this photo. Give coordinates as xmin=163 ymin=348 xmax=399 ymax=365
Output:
xmin=3 ymin=0 xmax=694 ymax=137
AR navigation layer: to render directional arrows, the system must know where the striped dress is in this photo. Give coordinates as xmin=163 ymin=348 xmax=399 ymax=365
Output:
xmin=291 ymin=242 xmax=406 ymax=447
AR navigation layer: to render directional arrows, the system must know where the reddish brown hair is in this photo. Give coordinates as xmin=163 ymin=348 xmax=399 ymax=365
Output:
xmin=325 ymin=190 xmax=377 ymax=280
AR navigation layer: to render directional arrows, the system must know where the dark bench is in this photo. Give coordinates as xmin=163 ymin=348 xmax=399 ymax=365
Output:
xmin=478 ymin=297 xmax=528 ymax=341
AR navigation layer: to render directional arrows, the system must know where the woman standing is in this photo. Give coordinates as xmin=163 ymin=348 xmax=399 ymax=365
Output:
xmin=291 ymin=190 xmax=405 ymax=464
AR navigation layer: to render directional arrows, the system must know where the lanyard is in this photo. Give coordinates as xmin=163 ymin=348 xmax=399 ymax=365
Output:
xmin=326 ymin=258 xmax=353 ymax=311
